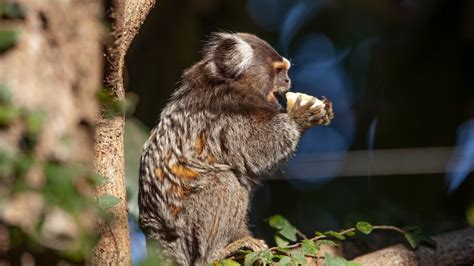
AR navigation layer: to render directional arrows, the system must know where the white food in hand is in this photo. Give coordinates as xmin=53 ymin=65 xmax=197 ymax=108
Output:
xmin=285 ymin=91 xmax=325 ymax=111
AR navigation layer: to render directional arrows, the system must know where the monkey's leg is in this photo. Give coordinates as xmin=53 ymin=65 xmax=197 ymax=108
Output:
xmin=215 ymin=236 xmax=268 ymax=259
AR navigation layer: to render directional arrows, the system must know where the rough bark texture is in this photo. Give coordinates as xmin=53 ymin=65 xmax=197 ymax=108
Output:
xmin=92 ymin=0 xmax=156 ymax=265
xmin=0 ymin=0 xmax=102 ymax=263
xmin=353 ymin=227 xmax=474 ymax=265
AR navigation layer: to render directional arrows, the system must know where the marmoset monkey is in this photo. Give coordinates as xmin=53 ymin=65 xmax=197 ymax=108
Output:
xmin=138 ymin=32 xmax=334 ymax=265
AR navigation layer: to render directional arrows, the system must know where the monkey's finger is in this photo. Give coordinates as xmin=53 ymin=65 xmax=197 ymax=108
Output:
xmin=294 ymin=95 xmax=303 ymax=107
xmin=289 ymin=96 xmax=303 ymax=112
xmin=302 ymin=98 xmax=317 ymax=109
xmin=309 ymin=105 xmax=325 ymax=116
xmin=323 ymin=99 xmax=334 ymax=120
xmin=308 ymin=114 xmax=323 ymax=123
xmin=309 ymin=114 xmax=331 ymax=126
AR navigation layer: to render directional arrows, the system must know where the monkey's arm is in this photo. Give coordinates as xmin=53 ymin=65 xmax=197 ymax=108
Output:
xmin=223 ymin=113 xmax=301 ymax=176
xmin=221 ymin=97 xmax=333 ymax=177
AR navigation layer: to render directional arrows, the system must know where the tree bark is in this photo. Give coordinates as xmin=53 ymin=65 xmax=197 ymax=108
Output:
xmin=92 ymin=0 xmax=156 ymax=265
xmin=352 ymin=227 xmax=474 ymax=265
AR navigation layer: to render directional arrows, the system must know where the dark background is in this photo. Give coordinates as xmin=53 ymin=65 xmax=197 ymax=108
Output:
xmin=125 ymin=0 xmax=474 ymax=262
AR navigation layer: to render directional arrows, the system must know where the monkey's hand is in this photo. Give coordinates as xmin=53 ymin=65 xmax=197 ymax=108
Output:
xmin=288 ymin=95 xmax=334 ymax=131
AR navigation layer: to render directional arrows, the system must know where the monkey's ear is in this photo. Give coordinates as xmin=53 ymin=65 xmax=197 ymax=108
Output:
xmin=205 ymin=32 xmax=254 ymax=78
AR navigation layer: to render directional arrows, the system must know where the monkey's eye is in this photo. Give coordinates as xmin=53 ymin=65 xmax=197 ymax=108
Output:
xmin=275 ymin=66 xmax=284 ymax=73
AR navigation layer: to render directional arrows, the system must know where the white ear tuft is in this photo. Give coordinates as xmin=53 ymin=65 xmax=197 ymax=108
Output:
xmin=232 ymin=36 xmax=254 ymax=76
xmin=206 ymin=32 xmax=254 ymax=78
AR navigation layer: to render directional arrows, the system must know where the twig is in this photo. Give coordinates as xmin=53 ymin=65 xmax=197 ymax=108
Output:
xmin=295 ymin=228 xmax=308 ymax=239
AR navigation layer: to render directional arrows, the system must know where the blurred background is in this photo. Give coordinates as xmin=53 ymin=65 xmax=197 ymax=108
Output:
xmin=124 ymin=0 xmax=474 ymax=263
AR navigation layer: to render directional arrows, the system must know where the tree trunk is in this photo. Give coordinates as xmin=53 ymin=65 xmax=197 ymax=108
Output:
xmin=92 ymin=0 xmax=156 ymax=265
xmin=0 ymin=0 xmax=102 ymax=264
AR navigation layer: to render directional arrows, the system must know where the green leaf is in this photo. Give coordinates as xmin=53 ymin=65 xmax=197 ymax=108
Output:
xmin=275 ymin=234 xmax=290 ymax=247
xmin=97 ymin=89 xmax=127 ymax=117
xmin=259 ymin=250 xmax=273 ymax=264
xmin=345 ymin=231 xmax=356 ymax=237
xmin=356 ymin=222 xmax=373 ymax=234
xmin=278 ymin=256 xmax=295 ymax=266
xmin=279 ymin=225 xmax=297 ymax=242
xmin=317 ymin=239 xmax=338 ymax=247
xmin=275 ymin=233 xmax=290 ymax=247
xmin=0 ymin=30 xmax=19 ymax=53
xmin=301 ymin=239 xmax=319 ymax=256
xmin=244 ymin=252 xmax=259 ymax=266
xmin=91 ymin=174 xmax=108 ymax=186
xmin=268 ymin=215 xmax=297 ymax=243
xmin=325 ymin=230 xmax=345 ymax=240
xmin=315 ymin=231 xmax=326 ymax=237
xmin=268 ymin=215 xmax=288 ymax=230
xmin=97 ymin=194 xmax=120 ymax=209
xmin=403 ymin=232 xmax=419 ymax=249
xmin=324 ymin=253 xmax=362 ymax=266
xmin=403 ymin=231 xmax=437 ymax=249
xmin=2 ymin=2 xmax=27 ymax=19
xmin=219 ymin=259 xmax=240 ymax=266
xmin=289 ymin=251 xmax=307 ymax=265
xmin=402 ymin=225 xmax=428 ymax=249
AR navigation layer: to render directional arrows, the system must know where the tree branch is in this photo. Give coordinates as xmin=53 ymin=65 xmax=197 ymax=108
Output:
xmin=353 ymin=227 xmax=474 ymax=266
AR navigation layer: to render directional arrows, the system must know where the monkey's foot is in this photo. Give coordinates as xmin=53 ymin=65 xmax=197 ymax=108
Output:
xmin=216 ymin=236 xmax=268 ymax=259
xmin=310 ymin=96 xmax=334 ymax=126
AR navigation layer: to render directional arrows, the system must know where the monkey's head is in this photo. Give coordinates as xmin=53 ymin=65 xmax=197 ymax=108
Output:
xmin=202 ymin=32 xmax=291 ymax=110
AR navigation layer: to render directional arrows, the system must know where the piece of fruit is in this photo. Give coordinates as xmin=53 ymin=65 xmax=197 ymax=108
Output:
xmin=285 ymin=92 xmax=325 ymax=110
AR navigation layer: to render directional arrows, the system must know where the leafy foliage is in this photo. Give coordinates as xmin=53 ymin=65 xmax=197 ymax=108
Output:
xmin=212 ymin=215 xmax=436 ymax=265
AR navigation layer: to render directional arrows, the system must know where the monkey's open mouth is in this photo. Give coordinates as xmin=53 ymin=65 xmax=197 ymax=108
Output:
xmin=273 ymin=90 xmax=287 ymax=112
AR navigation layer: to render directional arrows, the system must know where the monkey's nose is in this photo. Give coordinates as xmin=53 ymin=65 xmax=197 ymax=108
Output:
xmin=284 ymin=78 xmax=290 ymax=83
